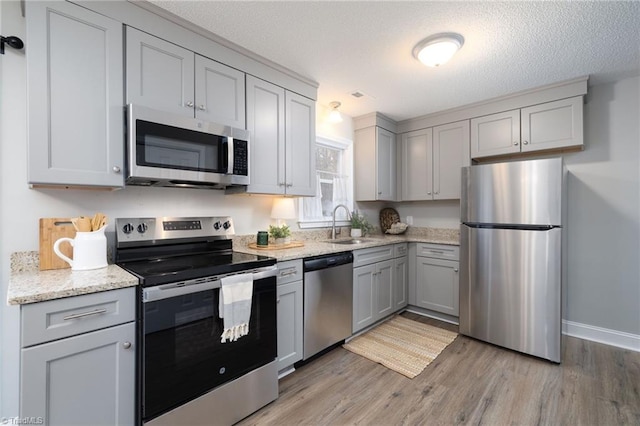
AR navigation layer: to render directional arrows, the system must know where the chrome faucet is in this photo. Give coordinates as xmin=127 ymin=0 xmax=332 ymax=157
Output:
xmin=331 ymin=204 xmax=351 ymax=239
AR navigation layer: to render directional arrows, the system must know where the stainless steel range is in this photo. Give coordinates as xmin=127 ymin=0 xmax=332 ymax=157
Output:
xmin=115 ymin=216 xmax=278 ymax=425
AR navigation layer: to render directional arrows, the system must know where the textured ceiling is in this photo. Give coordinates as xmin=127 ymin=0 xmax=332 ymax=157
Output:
xmin=148 ymin=1 xmax=640 ymax=122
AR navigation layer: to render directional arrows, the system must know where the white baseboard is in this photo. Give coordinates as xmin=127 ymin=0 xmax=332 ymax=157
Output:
xmin=562 ymin=320 xmax=640 ymax=352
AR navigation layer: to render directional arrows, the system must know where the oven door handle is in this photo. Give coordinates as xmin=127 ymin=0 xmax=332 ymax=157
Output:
xmin=142 ymin=265 xmax=278 ymax=303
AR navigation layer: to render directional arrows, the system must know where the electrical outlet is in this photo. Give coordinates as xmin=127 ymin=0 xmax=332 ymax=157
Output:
xmin=406 ymin=216 xmax=414 ymax=225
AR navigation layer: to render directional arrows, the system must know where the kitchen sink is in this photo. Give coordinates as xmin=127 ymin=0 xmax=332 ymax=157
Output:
xmin=326 ymin=238 xmax=372 ymax=245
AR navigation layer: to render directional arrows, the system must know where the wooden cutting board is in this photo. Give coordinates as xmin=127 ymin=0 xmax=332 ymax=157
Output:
xmin=39 ymin=218 xmax=76 ymax=270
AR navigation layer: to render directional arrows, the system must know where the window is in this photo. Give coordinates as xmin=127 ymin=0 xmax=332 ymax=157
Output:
xmin=299 ymin=136 xmax=353 ymax=227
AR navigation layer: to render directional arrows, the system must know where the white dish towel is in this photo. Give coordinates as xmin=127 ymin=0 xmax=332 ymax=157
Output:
xmin=218 ymin=273 xmax=254 ymax=343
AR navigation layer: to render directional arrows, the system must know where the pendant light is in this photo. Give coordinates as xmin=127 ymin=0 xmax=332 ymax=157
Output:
xmin=412 ymin=33 xmax=464 ymax=67
xmin=328 ymin=101 xmax=343 ymax=123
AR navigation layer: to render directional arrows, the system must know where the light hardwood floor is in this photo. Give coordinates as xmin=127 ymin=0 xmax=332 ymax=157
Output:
xmin=239 ymin=312 xmax=640 ymax=425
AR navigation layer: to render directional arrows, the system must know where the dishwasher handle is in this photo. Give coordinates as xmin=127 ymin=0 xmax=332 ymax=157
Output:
xmin=303 ymin=252 xmax=353 ymax=272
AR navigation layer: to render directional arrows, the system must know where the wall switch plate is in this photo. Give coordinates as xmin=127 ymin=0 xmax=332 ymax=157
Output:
xmin=406 ymin=216 xmax=413 ymax=225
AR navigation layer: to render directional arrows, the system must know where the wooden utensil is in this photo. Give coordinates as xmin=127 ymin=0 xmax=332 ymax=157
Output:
xmin=74 ymin=216 xmax=92 ymax=232
xmin=39 ymin=218 xmax=77 ymax=270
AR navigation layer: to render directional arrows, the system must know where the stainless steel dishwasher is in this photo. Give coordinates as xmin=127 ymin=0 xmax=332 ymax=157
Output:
xmin=303 ymin=252 xmax=353 ymax=360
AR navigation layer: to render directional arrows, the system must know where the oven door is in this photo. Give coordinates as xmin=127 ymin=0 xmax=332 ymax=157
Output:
xmin=140 ymin=267 xmax=277 ymax=422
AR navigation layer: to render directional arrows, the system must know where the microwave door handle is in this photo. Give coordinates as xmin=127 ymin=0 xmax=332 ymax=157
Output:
xmin=226 ymin=137 xmax=234 ymax=175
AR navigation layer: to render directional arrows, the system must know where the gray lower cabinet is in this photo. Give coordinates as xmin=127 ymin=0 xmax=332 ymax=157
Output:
xmin=26 ymin=1 xmax=124 ymax=188
xmin=276 ymin=260 xmax=303 ymax=371
xmin=20 ymin=288 xmax=136 ymax=425
xmin=392 ymin=243 xmax=409 ymax=310
xmin=353 ymin=244 xmax=406 ymax=333
xmin=126 ymin=27 xmax=246 ymax=128
xmin=414 ymin=243 xmax=460 ymax=317
xmin=245 ymin=76 xmax=315 ymax=196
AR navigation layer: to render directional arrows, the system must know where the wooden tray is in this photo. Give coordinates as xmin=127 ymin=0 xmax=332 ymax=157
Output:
xmin=248 ymin=241 xmax=305 ymax=250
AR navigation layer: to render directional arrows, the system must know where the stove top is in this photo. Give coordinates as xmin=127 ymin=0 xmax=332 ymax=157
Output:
xmin=115 ymin=216 xmax=276 ymax=287
xmin=118 ymin=252 xmax=276 ymax=287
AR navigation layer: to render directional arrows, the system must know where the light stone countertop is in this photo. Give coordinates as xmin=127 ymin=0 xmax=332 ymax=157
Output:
xmin=7 ymin=263 xmax=138 ymax=306
xmin=8 ymin=227 xmax=458 ymax=305
xmin=233 ymin=227 xmax=459 ymax=261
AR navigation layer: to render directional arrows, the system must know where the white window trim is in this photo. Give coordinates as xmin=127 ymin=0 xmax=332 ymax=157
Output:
xmin=298 ymin=134 xmax=353 ymax=229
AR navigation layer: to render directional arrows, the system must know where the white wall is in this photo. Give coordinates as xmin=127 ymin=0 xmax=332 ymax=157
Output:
xmin=0 ymin=1 xmax=354 ymax=415
xmin=563 ymin=76 xmax=640 ymax=336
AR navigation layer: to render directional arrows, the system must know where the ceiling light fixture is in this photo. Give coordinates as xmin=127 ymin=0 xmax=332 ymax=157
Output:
xmin=328 ymin=101 xmax=343 ymax=123
xmin=412 ymin=33 xmax=464 ymax=68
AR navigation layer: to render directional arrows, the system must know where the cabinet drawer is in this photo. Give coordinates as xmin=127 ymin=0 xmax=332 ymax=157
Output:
xmin=277 ymin=259 xmax=303 ymax=285
xmin=353 ymin=245 xmax=394 ymax=268
xmin=21 ymin=287 xmax=136 ymax=348
xmin=394 ymin=243 xmax=408 ymax=258
xmin=416 ymin=243 xmax=459 ymax=261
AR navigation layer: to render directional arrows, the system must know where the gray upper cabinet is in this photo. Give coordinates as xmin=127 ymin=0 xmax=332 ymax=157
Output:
xmin=285 ymin=91 xmax=316 ymax=196
xmin=27 ymin=1 xmax=124 ymax=188
xmin=355 ymin=126 xmax=396 ymax=201
xmin=471 ymin=96 xmax=583 ymax=159
xmin=126 ymin=27 xmax=246 ymax=128
xmin=400 ymin=120 xmax=469 ymax=201
xmin=195 ymin=55 xmax=246 ymax=128
xmin=245 ymin=75 xmax=315 ymax=196
xmin=401 ymin=128 xmax=433 ymax=200
xmin=432 ymin=120 xmax=470 ymax=200
xmin=126 ymin=27 xmax=194 ymax=117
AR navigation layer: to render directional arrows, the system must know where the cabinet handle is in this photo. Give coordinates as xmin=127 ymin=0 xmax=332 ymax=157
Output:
xmin=429 ymin=250 xmax=444 ymax=254
xmin=198 ymin=105 xmax=206 ymax=111
xmin=378 ymin=191 xmax=382 ymax=195
xmin=427 ymin=191 xmax=432 ymax=195
xmin=278 ymin=182 xmax=285 ymax=186
xmin=434 ymin=191 xmax=439 ymax=195
xmin=286 ymin=183 xmax=293 ymax=187
xmin=513 ymin=141 xmax=519 ymax=146
xmin=523 ymin=140 xmax=529 ymax=145
xmin=277 ymin=299 xmax=280 ymax=304
xmin=123 ymin=341 xmax=132 ymax=349
xmin=112 ymin=166 xmax=121 ymax=174
xmin=279 ymin=269 xmax=297 ymax=277
xmin=454 ymin=268 xmax=459 ymax=273
xmin=63 ymin=308 xmax=107 ymax=321
xmin=186 ymin=101 xmax=194 ymax=108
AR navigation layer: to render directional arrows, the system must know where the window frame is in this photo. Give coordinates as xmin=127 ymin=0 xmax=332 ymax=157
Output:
xmin=298 ymin=134 xmax=353 ymax=229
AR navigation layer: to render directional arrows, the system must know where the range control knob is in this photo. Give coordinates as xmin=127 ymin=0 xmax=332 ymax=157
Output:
xmin=213 ymin=221 xmax=221 ymax=230
xmin=122 ymin=223 xmax=134 ymax=234
xmin=222 ymin=221 xmax=231 ymax=230
xmin=137 ymin=223 xmax=148 ymax=234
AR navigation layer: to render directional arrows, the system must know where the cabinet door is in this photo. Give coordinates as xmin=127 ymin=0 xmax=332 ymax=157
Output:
xmin=126 ymin=27 xmax=195 ymax=117
xmin=276 ymin=280 xmax=303 ymax=371
xmin=27 ymin=1 xmax=124 ymax=187
xmin=521 ymin=97 xmax=583 ymax=152
xmin=245 ymin=76 xmax=286 ymax=194
xmin=21 ymin=322 xmax=135 ymax=425
xmin=401 ymin=128 xmax=433 ymax=200
xmin=433 ymin=120 xmax=470 ymax=200
xmin=285 ymin=91 xmax=316 ymax=196
xmin=376 ymin=260 xmax=394 ymax=319
xmin=354 ymin=127 xmax=377 ymax=201
xmin=393 ymin=256 xmax=408 ymax=311
xmin=195 ymin=55 xmax=246 ymax=128
xmin=470 ymin=110 xmax=520 ymax=159
xmin=376 ymin=127 xmax=397 ymax=201
xmin=353 ymin=264 xmax=376 ymax=333
xmin=416 ymin=257 xmax=459 ymax=316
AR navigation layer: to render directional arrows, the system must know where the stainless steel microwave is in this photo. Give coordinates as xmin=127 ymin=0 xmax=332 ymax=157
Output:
xmin=126 ymin=104 xmax=249 ymax=189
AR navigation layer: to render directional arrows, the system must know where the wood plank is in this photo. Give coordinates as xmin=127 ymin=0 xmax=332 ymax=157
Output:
xmin=239 ymin=312 xmax=640 ymax=425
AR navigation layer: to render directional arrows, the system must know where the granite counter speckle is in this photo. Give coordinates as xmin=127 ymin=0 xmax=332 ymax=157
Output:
xmin=7 ymin=252 xmax=138 ymax=305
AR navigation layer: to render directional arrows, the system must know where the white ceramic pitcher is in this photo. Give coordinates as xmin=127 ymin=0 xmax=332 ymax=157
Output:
xmin=53 ymin=226 xmax=108 ymax=270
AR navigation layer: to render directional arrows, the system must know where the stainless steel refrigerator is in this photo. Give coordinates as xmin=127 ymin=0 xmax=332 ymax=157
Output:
xmin=460 ymin=157 xmax=564 ymax=363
